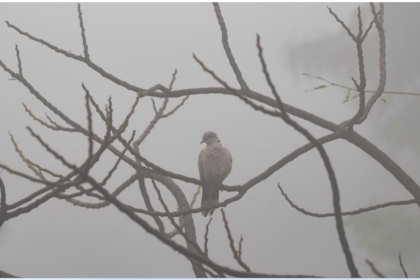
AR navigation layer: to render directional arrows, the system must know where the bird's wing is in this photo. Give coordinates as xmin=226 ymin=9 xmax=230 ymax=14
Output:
xmin=198 ymin=149 xmax=206 ymax=183
xmin=218 ymin=146 xmax=233 ymax=181
xmin=225 ymin=147 xmax=233 ymax=164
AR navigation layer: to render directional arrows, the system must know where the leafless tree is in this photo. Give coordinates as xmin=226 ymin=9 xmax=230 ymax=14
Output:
xmin=0 ymin=2 xmax=417 ymax=278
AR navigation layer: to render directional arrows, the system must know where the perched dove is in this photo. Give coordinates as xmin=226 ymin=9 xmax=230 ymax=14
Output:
xmin=198 ymin=131 xmax=232 ymax=216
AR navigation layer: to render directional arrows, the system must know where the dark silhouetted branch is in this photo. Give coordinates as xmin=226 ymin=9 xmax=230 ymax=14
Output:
xmin=213 ymin=3 xmax=249 ymax=90
xmin=22 ymin=103 xmax=76 ymax=132
xmin=238 ymin=235 xmax=244 ymax=259
xmin=256 ymin=33 xmax=359 ymax=277
xmin=6 ymin=20 xmax=145 ymax=93
xmin=278 ymin=184 xmax=415 ymax=217
xmin=399 ymin=252 xmax=408 ymax=278
xmin=14 ymin=44 xmax=23 ymax=77
xmin=204 ymin=217 xmax=213 ymax=257
xmin=358 ymin=3 xmax=386 ymax=123
xmin=0 ymin=178 xmax=6 ymax=228
xmin=77 ymin=4 xmax=90 ymax=60
xmin=150 ymin=173 xmax=206 ymax=257
xmin=84 ymin=84 xmax=94 ymax=169
xmin=327 ymin=7 xmax=357 ymax=41
xmin=221 ymin=209 xmax=251 ymax=272
xmin=76 ymin=171 xmax=320 ymax=278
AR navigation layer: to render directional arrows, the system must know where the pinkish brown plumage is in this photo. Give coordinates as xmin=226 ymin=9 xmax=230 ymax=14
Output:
xmin=198 ymin=131 xmax=232 ymax=216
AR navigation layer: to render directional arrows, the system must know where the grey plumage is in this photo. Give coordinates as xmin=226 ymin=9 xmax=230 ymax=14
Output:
xmin=198 ymin=131 xmax=232 ymax=216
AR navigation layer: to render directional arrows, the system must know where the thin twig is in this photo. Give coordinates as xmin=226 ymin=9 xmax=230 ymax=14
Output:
xmin=161 ymin=96 xmax=189 ymax=118
xmin=221 ymin=209 xmax=251 ymax=272
xmin=99 ymin=130 xmax=136 ymax=187
xmin=238 ymin=235 xmax=244 ymax=259
xmin=5 ymin=20 xmax=146 ymax=93
xmin=365 ymin=259 xmax=385 ymax=278
xmin=399 ymin=252 xmax=408 ymax=278
xmin=361 ymin=10 xmax=380 ymax=42
xmin=356 ymin=6 xmax=363 ymax=40
xmin=77 ymin=3 xmax=90 ymax=60
xmin=22 ymin=103 xmax=76 ymax=132
xmin=303 ymin=73 xmax=420 ymax=97
xmin=10 ymin=132 xmax=45 ymax=179
xmin=278 ymin=184 xmax=415 ymax=217
xmin=193 ymin=54 xmax=280 ymax=118
xmin=15 ymin=44 xmax=23 ymax=77
xmin=82 ymin=83 xmax=107 ymax=126
xmin=84 ymin=84 xmax=94 ymax=168
xmin=189 ymin=186 xmax=201 ymax=209
xmin=204 ymin=217 xmax=213 ymax=257
xmin=328 ymin=6 xmax=357 ymax=41
xmin=213 ymin=3 xmax=249 ymax=90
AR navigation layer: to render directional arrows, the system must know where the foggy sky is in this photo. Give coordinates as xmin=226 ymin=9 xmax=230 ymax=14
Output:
xmin=0 ymin=2 xmax=418 ymax=277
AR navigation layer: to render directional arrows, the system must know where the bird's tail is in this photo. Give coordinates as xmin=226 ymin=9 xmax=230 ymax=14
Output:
xmin=201 ymin=184 xmax=219 ymax=217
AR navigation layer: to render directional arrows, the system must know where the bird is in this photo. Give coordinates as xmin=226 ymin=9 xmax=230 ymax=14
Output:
xmin=198 ymin=131 xmax=232 ymax=216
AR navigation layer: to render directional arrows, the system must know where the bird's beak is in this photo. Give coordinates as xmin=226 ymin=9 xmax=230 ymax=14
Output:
xmin=200 ymin=139 xmax=204 ymax=144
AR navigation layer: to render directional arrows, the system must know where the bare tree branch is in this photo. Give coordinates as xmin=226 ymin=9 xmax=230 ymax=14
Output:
xmin=150 ymin=172 xmax=206 ymax=258
xmin=365 ymin=259 xmax=385 ymax=278
xmin=77 ymin=3 xmax=90 ymax=60
xmin=399 ymin=252 xmax=408 ymax=278
xmin=84 ymin=83 xmax=94 ymax=168
xmin=354 ymin=3 xmax=387 ymax=124
xmin=75 ymin=170 xmax=321 ymax=278
xmin=0 ymin=178 xmax=7 ymax=228
xmin=189 ymin=186 xmax=201 ymax=209
xmin=221 ymin=209 xmax=251 ymax=272
xmin=278 ymin=184 xmax=416 ymax=217
xmin=204 ymin=217 xmax=213 ymax=257
xmin=213 ymin=3 xmax=249 ymax=90
xmin=20 ymin=127 xmax=318 ymax=277
xmin=303 ymin=73 xmax=420 ymax=97
xmin=99 ymin=130 xmax=136 ymax=187
xmin=6 ymin=16 xmax=418 ymax=216
xmin=327 ymin=7 xmax=357 ymax=41
xmin=256 ymin=33 xmax=359 ymax=277
xmin=361 ymin=10 xmax=380 ymax=42
xmin=238 ymin=235 xmax=244 ymax=259
xmin=14 ymin=44 xmax=23 ymax=77
xmin=2 ymin=4 xmax=419 ymax=278
xmin=22 ymin=103 xmax=76 ymax=132
xmin=5 ymin=20 xmax=146 ymax=93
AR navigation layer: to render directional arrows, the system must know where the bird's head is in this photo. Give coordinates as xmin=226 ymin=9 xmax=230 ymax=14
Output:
xmin=200 ymin=131 xmax=220 ymax=145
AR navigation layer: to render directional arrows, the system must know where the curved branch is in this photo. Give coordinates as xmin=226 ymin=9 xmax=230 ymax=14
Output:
xmin=255 ymin=35 xmax=358 ymax=277
xmin=126 ymin=132 xmax=341 ymax=218
xmin=213 ymin=3 xmax=249 ymax=90
xmin=278 ymin=184 xmax=415 ymax=218
xmin=357 ymin=3 xmax=386 ymax=124
xmin=149 ymin=173 xmax=207 ymax=277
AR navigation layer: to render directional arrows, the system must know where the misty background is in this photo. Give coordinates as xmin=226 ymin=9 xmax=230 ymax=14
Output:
xmin=0 ymin=2 xmax=419 ymax=277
